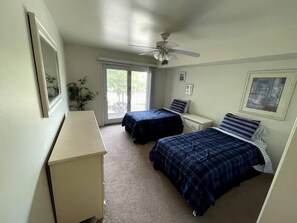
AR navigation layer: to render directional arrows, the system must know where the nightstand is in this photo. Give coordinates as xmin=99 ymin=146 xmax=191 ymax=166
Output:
xmin=183 ymin=113 xmax=213 ymax=133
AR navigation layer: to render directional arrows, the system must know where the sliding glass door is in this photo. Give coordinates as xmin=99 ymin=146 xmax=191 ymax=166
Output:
xmin=131 ymin=70 xmax=149 ymax=111
xmin=103 ymin=64 xmax=150 ymax=124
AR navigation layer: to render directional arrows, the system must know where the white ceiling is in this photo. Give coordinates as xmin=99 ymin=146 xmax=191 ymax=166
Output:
xmin=44 ymin=0 xmax=297 ymax=58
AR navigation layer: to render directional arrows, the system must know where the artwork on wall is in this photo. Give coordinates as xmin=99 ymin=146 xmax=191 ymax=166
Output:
xmin=240 ymin=69 xmax=297 ymax=120
xmin=179 ymin=71 xmax=186 ymax=82
xmin=185 ymin=83 xmax=194 ymax=95
xmin=28 ymin=12 xmax=62 ymax=117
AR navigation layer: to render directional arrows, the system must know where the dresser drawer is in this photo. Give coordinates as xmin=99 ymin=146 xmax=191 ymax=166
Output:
xmin=184 ymin=119 xmax=202 ymax=132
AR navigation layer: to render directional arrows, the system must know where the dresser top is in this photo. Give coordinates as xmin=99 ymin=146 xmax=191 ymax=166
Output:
xmin=48 ymin=111 xmax=106 ymax=165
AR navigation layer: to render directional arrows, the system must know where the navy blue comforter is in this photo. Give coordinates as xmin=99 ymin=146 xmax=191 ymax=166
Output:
xmin=122 ymin=109 xmax=183 ymax=144
xmin=149 ymin=128 xmax=265 ymax=215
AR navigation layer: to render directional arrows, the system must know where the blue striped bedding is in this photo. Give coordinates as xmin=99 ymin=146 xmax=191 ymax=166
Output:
xmin=149 ymin=128 xmax=265 ymax=215
xmin=219 ymin=113 xmax=260 ymax=140
xmin=122 ymin=109 xmax=183 ymax=144
xmin=170 ymin=99 xmax=187 ymax=113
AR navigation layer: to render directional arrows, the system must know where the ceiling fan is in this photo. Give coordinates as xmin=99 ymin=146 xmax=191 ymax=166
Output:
xmin=130 ymin=32 xmax=200 ymax=64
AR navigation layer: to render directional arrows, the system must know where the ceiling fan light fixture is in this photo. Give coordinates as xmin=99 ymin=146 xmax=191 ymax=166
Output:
xmin=165 ymin=52 xmax=173 ymax=60
xmin=154 ymin=51 xmax=160 ymax=60
xmin=160 ymin=53 xmax=166 ymax=61
xmin=159 ymin=53 xmax=165 ymax=61
xmin=133 ymin=32 xmax=200 ymax=62
xmin=154 ymin=51 xmax=165 ymax=61
xmin=153 ymin=49 xmax=175 ymax=62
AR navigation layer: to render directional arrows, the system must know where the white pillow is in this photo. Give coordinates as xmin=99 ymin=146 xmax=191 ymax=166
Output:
xmin=251 ymin=124 xmax=267 ymax=142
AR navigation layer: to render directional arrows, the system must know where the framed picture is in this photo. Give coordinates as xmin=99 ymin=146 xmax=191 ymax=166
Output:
xmin=185 ymin=84 xmax=194 ymax=95
xmin=28 ymin=12 xmax=62 ymax=117
xmin=179 ymin=71 xmax=186 ymax=82
xmin=240 ymin=69 xmax=297 ymax=120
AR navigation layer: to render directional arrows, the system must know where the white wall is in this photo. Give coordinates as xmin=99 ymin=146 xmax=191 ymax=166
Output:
xmin=151 ymin=68 xmax=167 ymax=109
xmin=158 ymin=58 xmax=297 ymax=169
xmin=64 ymin=43 xmax=156 ymax=126
xmin=257 ymin=118 xmax=297 ymax=223
xmin=0 ymin=0 xmax=68 ymax=222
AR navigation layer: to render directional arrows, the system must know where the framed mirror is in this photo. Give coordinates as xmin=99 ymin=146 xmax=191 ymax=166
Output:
xmin=28 ymin=12 xmax=62 ymax=117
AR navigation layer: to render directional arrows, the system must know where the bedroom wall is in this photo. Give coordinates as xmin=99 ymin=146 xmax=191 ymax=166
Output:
xmin=151 ymin=68 xmax=167 ymax=109
xmin=257 ymin=117 xmax=297 ymax=222
xmin=0 ymin=0 xmax=68 ymax=222
xmin=158 ymin=58 xmax=297 ymax=170
xmin=64 ymin=43 xmax=156 ymax=126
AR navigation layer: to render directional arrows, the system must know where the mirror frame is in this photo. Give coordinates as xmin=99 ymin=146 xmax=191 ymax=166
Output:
xmin=28 ymin=12 xmax=62 ymax=117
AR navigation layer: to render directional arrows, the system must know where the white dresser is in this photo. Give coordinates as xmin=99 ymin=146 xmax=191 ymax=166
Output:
xmin=183 ymin=113 xmax=213 ymax=133
xmin=48 ymin=111 xmax=107 ymax=223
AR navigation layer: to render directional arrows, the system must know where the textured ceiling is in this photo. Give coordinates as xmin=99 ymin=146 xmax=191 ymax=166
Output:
xmin=44 ymin=0 xmax=297 ymax=60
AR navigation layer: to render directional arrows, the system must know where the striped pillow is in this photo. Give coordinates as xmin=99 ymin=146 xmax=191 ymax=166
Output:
xmin=219 ymin=113 xmax=261 ymax=140
xmin=170 ymin=99 xmax=187 ymax=113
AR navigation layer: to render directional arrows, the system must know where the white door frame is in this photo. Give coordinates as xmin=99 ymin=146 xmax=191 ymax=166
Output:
xmin=103 ymin=64 xmax=129 ymax=124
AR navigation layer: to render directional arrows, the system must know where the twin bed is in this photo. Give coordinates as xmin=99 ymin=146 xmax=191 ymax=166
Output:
xmin=122 ymin=108 xmax=183 ymax=144
xmin=150 ymin=127 xmax=271 ymax=215
xmin=122 ymin=101 xmax=272 ymax=216
xmin=122 ymin=99 xmax=187 ymax=144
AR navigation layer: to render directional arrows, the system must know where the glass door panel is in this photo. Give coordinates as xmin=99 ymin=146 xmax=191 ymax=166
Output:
xmin=131 ymin=71 xmax=148 ymax=111
xmin=105 ymin=66 xmax=128 ymax=123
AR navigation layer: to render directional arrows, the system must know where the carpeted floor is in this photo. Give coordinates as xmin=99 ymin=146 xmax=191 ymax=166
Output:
xmin=100 ymin=124 xmax=273 ymax=223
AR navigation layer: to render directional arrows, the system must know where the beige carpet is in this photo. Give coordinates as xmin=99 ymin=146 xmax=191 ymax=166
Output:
xmin=100 ymin=124 xmax=272 ymax=223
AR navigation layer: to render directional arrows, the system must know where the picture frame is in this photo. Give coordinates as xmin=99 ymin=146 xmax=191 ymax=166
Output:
xmin=185 ymin=83 xmax=194 ymax=95
xmin=240 ymin=69 xmax=297 ymax=120
xmin=28 ymin=12 xmax=62 ymax=117
xmin=179 ymin=71 xmax=186 ymax=82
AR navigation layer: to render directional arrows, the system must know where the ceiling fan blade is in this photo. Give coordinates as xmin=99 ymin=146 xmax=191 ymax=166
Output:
xmin=129 ymin=44 xmax=156 ymax=49
xmin=139 ymin=49 xmax=159 ymax=55
xmin=171 ymin=49 xmax=200 ymax=57
xmin=171 ymin=53 xmax=178 ymax=60
xmin=164 ymin=41 xmax=178 ymax=49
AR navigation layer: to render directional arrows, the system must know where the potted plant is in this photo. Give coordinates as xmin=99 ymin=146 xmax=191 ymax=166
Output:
xmin=67 ymin=76 xmax=96 ymax=111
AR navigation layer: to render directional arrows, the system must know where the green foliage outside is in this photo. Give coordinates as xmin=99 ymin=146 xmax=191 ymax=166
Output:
xmin=107 ymin=69 xmax=147 ymax=101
